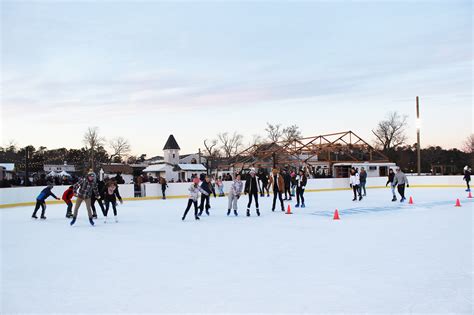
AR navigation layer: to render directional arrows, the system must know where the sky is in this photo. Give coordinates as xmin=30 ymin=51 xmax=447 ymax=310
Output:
xmin=1 ymin=0 xmax=472 ymax=157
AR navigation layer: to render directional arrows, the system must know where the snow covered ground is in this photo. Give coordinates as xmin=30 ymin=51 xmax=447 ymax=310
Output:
xmin=1 ymin=187 xmax=472 ymax=314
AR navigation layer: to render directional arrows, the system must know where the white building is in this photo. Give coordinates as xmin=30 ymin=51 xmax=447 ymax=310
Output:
xmin=0 ymin=163 xmax=15 ymax=180
xmin=143 ymin=135 xmax=207 ymax=182
xmin=43 ymin=162 xmax=76 ymax=173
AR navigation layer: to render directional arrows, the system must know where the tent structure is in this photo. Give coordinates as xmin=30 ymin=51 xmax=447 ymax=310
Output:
xmin=222 ymin=130 xmax=389 ymax=172
xmin=46 ymin=171 xmax=58 ymax=177
xmin=58 ymin=170 xmax=71 ymax=177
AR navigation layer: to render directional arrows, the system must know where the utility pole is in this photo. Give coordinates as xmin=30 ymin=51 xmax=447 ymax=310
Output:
xmin=416 ymin=96 xmax=421 ymax=176
xmin=25 ymin=146 xmax=29 ymax=186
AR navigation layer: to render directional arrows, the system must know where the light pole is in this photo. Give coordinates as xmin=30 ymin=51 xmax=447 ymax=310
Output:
xmin=416 ymin=96 xmax=421 ymax=175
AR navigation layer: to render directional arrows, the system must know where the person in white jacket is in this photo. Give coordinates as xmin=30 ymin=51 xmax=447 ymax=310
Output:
xmin=349 ymin=168 xmax=362 ymax=201
xmin=227 ymin=174 xmax=243 ymax=216
xmin=182 ymin=177 xmax=209 ymax=221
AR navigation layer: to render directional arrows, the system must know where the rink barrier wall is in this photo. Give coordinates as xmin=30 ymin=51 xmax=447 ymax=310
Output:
xmin=0 ymin=176 xmax=466 ymax=209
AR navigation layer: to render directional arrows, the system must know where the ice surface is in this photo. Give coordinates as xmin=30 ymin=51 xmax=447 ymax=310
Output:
xmin=1 ymin=187 xmax=472 ymax=313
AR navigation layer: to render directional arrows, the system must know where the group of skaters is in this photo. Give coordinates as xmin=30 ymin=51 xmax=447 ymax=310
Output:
xmin=181 ymin=168 xmax=308 ymax=220
xmin=30 ymin=164 xmax=472 ymax=224
xmin=31 ymin=171 xmax=123 ymax=226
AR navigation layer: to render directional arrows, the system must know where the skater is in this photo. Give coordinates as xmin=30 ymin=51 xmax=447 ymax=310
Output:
xmin=182 ymin=177 xmax=209 ymax=221
xmin=160 ymin=177 xmax=168 ymax=199
xmin=386 ymin=168 xmax=397 ymax=201
xmin=290 ymin=171 xmax=297 ymax=197
xmin=393 ymin=167 xmax=409 ymax=202
xmin=62 ymin=185 xmax=75 ymax=218
xmin=198 ymin=176 xmax=215 ymax=216
xmin=91 ymin=179 xmax=105 ymax=218
xmin=463 ymin=166 xmax=471 ymax=192
xmin=268 ymin=168 xmax=285 ymax=212
xmin=359 ymin=167 xmax=367 ymax=196
xmin=216 ymin=176 xmax=225 ymax=197
xmin=244 ymin=169 xmax=261 ymax=216
xmin=283 ymin=170 xmax=292 ymax=200
xmin=31 ymin=182 xmax=60 ymax=219
xmin=227 ymin=174 xmax=243 ymax=216
xmin=70 ymin=172 xmax=101 ymax=226
xmin=258 ymin=170 xmax=270 ymax=197
xmin=349 ymin=168 xmax=362 ymax=201
xmin=103 ymin=180 xmax=123 ymax=223
xmin=295 ymin=170 xmax=307 ymax=208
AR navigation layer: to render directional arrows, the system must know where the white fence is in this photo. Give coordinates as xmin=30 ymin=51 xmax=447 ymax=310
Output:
xmin=0 ymin=176 xmax=465 ymax=208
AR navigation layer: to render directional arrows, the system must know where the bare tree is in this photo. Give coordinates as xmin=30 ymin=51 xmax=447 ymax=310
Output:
xmin=109 ymin=137 xmax=131 ymax=163
xmin=203 ymin=139 xmax=219 ymax=157
xmin=249 ymin=134 xmax=263 ymax=147
xmin=372 ymin=112 xmax=408 ymax=151
xmin=83 ymin=127 xmax=106 ymax=170
xmin=265 ymin=123 xmax=283 ymax=142
xmin=462 ymin=134 xmax=474 ymax=154
xmin=282 ymin=125 xmax=302 ymax=143
xmin=218 ymin=132 xmax=243 ymax=158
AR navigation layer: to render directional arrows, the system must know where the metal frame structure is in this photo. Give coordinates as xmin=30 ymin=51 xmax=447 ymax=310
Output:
xmin=224 ymin=131 xmax=389 ymax=171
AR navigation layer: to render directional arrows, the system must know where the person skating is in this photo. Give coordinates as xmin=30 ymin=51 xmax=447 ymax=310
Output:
xmin=182 ymin=177 xmax=209 ymax=221
xmin=91 ymin=179 xmax=105 ymax=218
xmin=393 ymin=167 xmax=409 ymax=202
xmin=463 ymin=166 xmax=471 ymax=192
xmin=258 ymin=171 xmax=270 ymax=197
xmin=227 ymin=174 xmax=243 ymax=216
xmin=62 ymin=185 xmax=75 ymax=218
xmin=244 ymin=169 xmax=261 ymax=216
xmin=349 ymin=168 xmax=362 ymax=201
xmin=216 ymin=176 xmax=225 ymax=197
xmin=359 ymin=167 xmax=367 ymax=196
xmin=70 ymin=172 xmax=101 ymax=226
xmin=282 ymin=170 xmax=292 ymax=200
xmin=386 ymin=168 xmax=397 ymax=201
xmin=198 ymin=176 xmax=215 ymax=216
xmin=160 ymin=177 xmax=168 ymax=199
xmin=295 ymin=170 xmax=307 ymax=208
xmin=268 ymin=168 xmax=285 ymax=212
xmin=290 ymin=171 xmax=297 ymax=197
xmin=31 ymin=182 xmax=60 ymax=219
xmin=103 ymin=180 xmax=123 ymax=223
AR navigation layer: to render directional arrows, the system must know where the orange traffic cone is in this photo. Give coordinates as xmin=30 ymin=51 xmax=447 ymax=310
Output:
xmin=468 ymin=191 xmax=472 ymax=199
xmin=455 ymin=199 xmax=461 ymax=207
xmin=408 ymin=196 xmax=414 ymax=204
xmin=333 ymin=209 xmax=340 ymax=220
xmin=286 ymin=204 xmax=292 ymax=214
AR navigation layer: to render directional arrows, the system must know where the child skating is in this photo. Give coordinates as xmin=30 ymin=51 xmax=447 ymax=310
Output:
xmin=349 ymin=168 xmax=362 ymax=201
xmin=182 ymin=177 xmax=209 ymax=221
xmin=295 ymin=170 xmax=307 ymax=208
xmin=31 ymin=182 xmax=60 ymax=219
xmin=227 ymin=174 xmax=243 ymax=216
xmin=62 ymin=185 xmax=74 ymax=218
xmin=198 ymin=175 xmax=215 ymax=216
xmin=103 ymin=180 xmax=123 ymax=223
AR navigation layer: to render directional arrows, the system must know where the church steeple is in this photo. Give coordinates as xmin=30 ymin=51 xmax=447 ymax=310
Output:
xmin=163 ymin=135 xmax=180 ymax=165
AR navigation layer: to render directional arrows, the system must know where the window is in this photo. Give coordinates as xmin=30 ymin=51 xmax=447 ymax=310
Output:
xmin=369 ymin=166 xmax=377 ymax=171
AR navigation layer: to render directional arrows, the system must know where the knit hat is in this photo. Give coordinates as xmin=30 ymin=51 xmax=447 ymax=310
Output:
xmin=193 ymin=177 xmax=200 ymax=184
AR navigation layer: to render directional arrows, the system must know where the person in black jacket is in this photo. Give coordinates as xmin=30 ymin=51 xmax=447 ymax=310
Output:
xmin=32 ymin=182 xmax=60 ymax=219
xmin=463 ymin=166 xmax=471 ymax=192
xmin=283 ymin=170 xmax=292 ymax=200
xmin=386 ymin=168 xmax=396 ymax=201
xmin=245 ymin=169 xmax=261 ymax=216
xmin=160 ymin=177 xmax=168 ymax=199
xmin=103 ymin=180 xmax=123 ymax=223
xmin=258 ymin=171 xmax=269 ymax=197
xmin=295 ymin=170 xmax=307 ymax=208
xmin=91 ymin=179 xmax=106 ymax=218
xmin=198 ymin=176 xmax=215 ymax=216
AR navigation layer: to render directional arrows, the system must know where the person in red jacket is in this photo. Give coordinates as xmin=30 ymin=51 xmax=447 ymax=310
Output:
xmin=62 ymin=186 xmax=74 ymax=218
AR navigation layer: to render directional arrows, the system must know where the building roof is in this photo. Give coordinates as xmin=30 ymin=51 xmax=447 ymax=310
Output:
xmin=0 ymin=163 xmax=15 ymax=172
xmin=176 ymin=164 xmax=207 ymax=171
xmin=101 ymin=164 xmax=133 ymax=174
xmin=163 ymin=135 xmax=181 ymax=150
xmin=143 ymin=164 xmax=169 ymax=172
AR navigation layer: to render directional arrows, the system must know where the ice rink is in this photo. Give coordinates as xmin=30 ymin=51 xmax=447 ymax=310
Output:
xmin=1 ymin=187 xmax=472 ymax=314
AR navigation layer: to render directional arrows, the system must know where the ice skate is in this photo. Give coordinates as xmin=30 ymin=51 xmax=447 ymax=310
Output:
xmin=70 ymin=217 xmax=76 ymax=226
xmin=40 ymin=215 xmax=47 ymax=220
xmin=32 ymin=214 xmax=38 ymax=219
xmin=234 ymin=210 xmax=238 ymax=216
xmin=195 ymin=216 xmax=200 ymax=220
xmin=256 ymin=209 xmax=260 ymax=216
xmin=246 ymin=209 xmax=250 ymax=217
xmin=89 ymin=218 xmax=95 ymax=226
xmin=205 ymin=210 xmax=210 ymax=216
xmin=359 ymin=195 xmax=363 ymax=201
xmin=392 ymin=196 xmax=397 ymax=202
xmin=302 ymin=203 xmax=305 ymax=208
xmin=227 ymin=209 xmax=231 ymax=216
xmin=352 ymin=197 xmax=356 ymax=201
xmin=295 ymin=204 xmax=300 ymax=208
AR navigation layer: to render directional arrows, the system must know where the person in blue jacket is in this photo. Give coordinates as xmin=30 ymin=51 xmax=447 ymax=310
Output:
xmin=32 ymin=182 xmax=60 ymax=219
